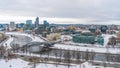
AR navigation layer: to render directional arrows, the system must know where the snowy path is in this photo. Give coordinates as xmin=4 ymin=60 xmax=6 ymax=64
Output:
xmin=0 ymin=58 xmax=80 ymax=68
xmin=53 ymin=44 xmax=120 ymax=54
xmin=0 ymin=59 xmax=30 ymax=68
xmin=36 ymin=63 xmax=79 ymax=68
xmin=2 ymin=37 xmax=14 ymax=49
xmin=1 ymin=32 xmax=44 ymax=49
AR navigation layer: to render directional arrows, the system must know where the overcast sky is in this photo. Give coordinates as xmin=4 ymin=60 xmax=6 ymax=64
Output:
xmin=0 ymin=0 xmax=120 ymax=24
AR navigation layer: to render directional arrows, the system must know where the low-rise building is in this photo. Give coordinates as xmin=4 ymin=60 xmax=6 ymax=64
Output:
xmin=47 ymin=33 xmax=61 ymax=41
xmin=72 ymin=32 xmax=95 ymax=44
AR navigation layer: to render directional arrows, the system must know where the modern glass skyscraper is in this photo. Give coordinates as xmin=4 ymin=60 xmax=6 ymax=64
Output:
xmin=26 ymin=20 xmax=32 ymax=27
xmin=35 ymin=17 xmax=39 ymax=27
xmin=26 ymin=20 xmax=32 ymax=25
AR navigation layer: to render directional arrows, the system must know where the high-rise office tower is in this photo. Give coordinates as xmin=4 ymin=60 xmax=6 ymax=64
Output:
xmin=35 ymin=17 xmax=39 ymax=27
xmin=9 ymin=21 xmax=16 ymax=31
xmin=26 ymin=20 xmax=32 ymax=27
xmin=26 ymin=20 xmax=32 ymax=25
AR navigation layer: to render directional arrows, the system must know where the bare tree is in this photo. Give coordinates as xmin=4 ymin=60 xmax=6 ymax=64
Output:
xmin=54 ymin=49 xmax=58 ymax=67
xmin=76 ymin=51 xmax=80 ymax=64
xmin=32 ymin=57 xmax=37 ymax=68
xmin=59 ymin=48 xmax=62 ymax=62
xmin=0 ymin=48 xmax=2 ymax=58
xmin=76 ymin=51 xmax=82 ymax=68
xmin=15 ymin=44 xmax=20 ymax=53
xmin=25 ymin=45 xmax=28 ymax=53
xmin=72 ymin=50 xmax=76 ymax=58
xmin=85 ymin=50 xmax=89 ymax=61
xmin=64 ymin=50 xmax=71 ymax=68
xmin=89 ymin=50 xmax=95 ymax=65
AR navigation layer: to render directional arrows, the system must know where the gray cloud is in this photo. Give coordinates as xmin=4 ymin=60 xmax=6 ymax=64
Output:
xmin=0 ymin=0 xmax=120 ymax=24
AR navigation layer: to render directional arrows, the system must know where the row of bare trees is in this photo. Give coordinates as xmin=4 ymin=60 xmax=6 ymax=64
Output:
xmin=11 ymin=44 xmax=120 ymax=68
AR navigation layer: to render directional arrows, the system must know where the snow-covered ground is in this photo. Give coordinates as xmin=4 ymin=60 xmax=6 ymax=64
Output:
xmin=36 ymin=63 xmax=79 ymax=68
xmin=81 ymin=62 xmax=114 ymax=68
xmin=0 ymin=58 xmax=80 ymax=68
xmin=102 ymin=34 xmax=117 ymax=47
xmin=15 ymin=52 xmax=120 ymax=66
xmin=53 ymin=43 xmax=120 ymax=54
xmin=81 ymin=62 xmax=93 ymax=68
xmin=0 ymin=32 xmax=44 ymax=49
xmin=0 ymin=59 xmax=29 ymax=68
xmin=2 ymin=36 xmax=14 ymax=49
xmin=6 ymin=32 xmax=44 ymax=42
xmin=0 ymin=58 xmax=114 ymax=68
xmin=0 ymin=32 xmax=118 ymax=68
